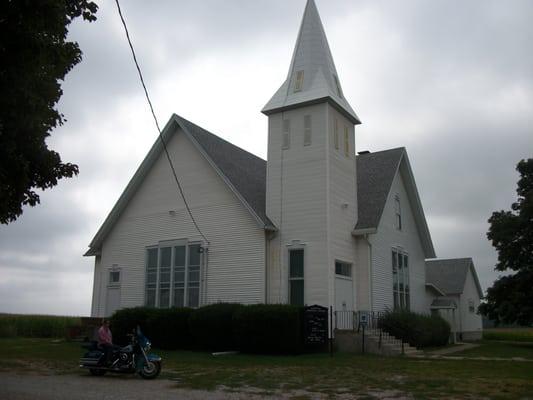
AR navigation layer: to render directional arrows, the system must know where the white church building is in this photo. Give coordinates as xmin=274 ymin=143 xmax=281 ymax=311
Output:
xmin=86 ymin=0 xmax=482 ymax=340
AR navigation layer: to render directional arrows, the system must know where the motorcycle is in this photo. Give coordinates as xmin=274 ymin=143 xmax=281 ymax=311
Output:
xmin=79 ymin=327 xmax=162 ymax=379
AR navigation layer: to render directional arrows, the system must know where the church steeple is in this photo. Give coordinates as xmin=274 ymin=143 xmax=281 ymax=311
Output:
xmin=262 ymin=0 xmax=360 ymax=124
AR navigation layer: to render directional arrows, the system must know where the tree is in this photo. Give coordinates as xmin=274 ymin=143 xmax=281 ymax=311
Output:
xmin=479 ymin=159 xmax=533 ymax=325
xmin=0 ymin=0 xmax=98 ymax=224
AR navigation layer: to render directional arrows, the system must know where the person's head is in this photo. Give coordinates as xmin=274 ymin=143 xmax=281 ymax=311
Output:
xmin=101 ymin=319 xmax=110 ymax=328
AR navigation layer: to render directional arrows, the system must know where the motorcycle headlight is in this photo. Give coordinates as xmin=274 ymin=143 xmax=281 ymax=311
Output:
xmin=145 ymin=341 xmax=151 ymax=351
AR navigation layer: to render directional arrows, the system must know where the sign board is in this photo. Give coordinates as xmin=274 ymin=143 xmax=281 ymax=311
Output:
xmin=359 ymin=311 xmax=369 ymax=327
xmin=304 ymin=305 xmax=328 ymax=345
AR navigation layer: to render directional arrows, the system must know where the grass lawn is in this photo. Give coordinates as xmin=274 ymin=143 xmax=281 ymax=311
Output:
xmin=483 ymin=327 xmax=533 ymax=342
xmin=2 ymin=338 xmax=533 ymax=399
xmin=454 ymin=340 xmax=533 ymax=359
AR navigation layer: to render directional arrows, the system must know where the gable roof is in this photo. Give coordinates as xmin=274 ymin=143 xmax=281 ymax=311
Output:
xmin=354 ymin=148 xmax=436 ymax=258
xmin=262 ymin=0 xmax=360 ymax=124
xmin=85 ymin=114 xmax=273 ymax=256
xmin=86 ymin=116 xmax=434 ymax=259
xmin=426 ymin=258 xmax=484 ymax=298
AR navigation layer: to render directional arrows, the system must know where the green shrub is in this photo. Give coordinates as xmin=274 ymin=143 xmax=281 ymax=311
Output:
xmin=378 ymin=310 xmax=450 ymax=348
xmin=189 ymin=303 xmax=244 ymax=351
xmin=0 ymin=314 xmax=80 ymax=338
xmin=147 ymin=308 xmax=194 ymax=349
xmin=233 ymin=304 xmax=304 ymax=354
xmin=110 ymin=307 xmax=152 ymax=345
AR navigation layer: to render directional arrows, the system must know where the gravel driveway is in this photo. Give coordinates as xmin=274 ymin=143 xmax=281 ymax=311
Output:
xmin=0 ymin=372 xmax=272 ymax=400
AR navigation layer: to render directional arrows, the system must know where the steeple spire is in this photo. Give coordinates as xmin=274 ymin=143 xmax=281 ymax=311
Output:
xmin=262 ymin=0 xmax=360 ymax=124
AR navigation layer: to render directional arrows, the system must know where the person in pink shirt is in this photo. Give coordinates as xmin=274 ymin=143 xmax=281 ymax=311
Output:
xmin=98 ymin=319 xmax=116 ymax=364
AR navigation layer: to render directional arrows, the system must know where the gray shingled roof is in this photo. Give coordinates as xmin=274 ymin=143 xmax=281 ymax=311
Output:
xmin=86 ymin=115 xmax=432 ymax=256
xmin=174 ymin=115 xmax=271 ymax=227
xmin=355 ymin=148 xmax=404 ymax=230
xmin=426 ymin=258 xmax=483 ymax=297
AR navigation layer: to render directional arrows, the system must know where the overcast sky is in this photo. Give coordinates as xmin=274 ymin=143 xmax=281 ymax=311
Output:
xmin=1 ymin=0 xmax=532 ymax=316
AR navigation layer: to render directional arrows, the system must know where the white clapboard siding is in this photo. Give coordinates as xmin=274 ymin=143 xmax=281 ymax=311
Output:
xmin=266 ymin=104 xmax=329 ymax=306
xmin=92 ymin=127 xmax=265 ymax=316
xmin=327 ymin=105 xmax=358 ymax=309
xmin=459 ymin=267 xmax=483 ymax=333
xmin=369 ymin=169 xmax=428 ymax=313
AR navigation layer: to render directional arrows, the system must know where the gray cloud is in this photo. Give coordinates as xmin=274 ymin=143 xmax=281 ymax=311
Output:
xmin=1 ymin=0 xmax=531 ymax=315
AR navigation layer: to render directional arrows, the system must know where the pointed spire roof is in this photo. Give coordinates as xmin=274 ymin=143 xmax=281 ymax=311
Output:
xmin=262 ymin=0 xmax=360 ymax=124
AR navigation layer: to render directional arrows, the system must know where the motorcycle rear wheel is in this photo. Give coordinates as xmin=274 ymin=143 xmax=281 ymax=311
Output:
xmin=139 ymin=360 xmax=161 ymax=379
xmin=89 ymin=368 xmax=107 ymax=376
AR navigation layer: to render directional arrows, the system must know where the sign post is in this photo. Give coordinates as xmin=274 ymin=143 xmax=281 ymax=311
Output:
xmin=358 ymin=311 xmax=369 ymax=353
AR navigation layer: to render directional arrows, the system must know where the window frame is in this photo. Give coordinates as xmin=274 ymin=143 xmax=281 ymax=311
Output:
xmin=394 ymin=195 xmax=402 ymax=230
xmin=334 ymin=119 xmax=339 ymax=150
xmin=335 ymin=260 xmax=352 ymax=279
xmin=304 ymin=115 xmax=312 ymax=146
xmin=282 ymin=119 xmax=291 ymax=150
xmin=344 ymin=125 xmax=349 ymax=157
xmin=392 ymin=249 xmax=409 ymax=311
xmin=294 ymin=70 xmax=304 ymax=92
xmin=288 ymin=248 xmax=305 ymax=306
xmin=108 ymin=265 xmax=121 ymax=287
xmin=145 ymin=240 xmax=202 ymax=309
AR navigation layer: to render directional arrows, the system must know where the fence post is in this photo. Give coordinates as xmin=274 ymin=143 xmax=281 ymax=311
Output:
xmin=329 ymin=305 xmax=333 ymax=357
xmin=362 ymin=324 xmax=365 ymax=354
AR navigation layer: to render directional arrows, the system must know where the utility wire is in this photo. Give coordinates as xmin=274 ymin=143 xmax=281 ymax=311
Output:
xmin=114 ymin=0 xmax=208 ymax=243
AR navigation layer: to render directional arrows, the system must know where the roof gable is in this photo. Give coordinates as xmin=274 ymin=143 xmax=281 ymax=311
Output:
xmin=85 ymin=114 xmax=272 ymax=256
xmin=426 ymin=258 xmax=483 ymax=298
xmin=354 ymin=148 xmax=436 ymax=258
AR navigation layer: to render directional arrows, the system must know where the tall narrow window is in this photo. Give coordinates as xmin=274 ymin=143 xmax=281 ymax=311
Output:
xmin=304 ymin=115 xmax=312 ymax=146
xmin=392 ymin=249 xmax=409 ymax=310
xmin=344 ymin=126 xmax=349 ymax=157
xmin=395 ymin=195 xmax=402 ymax=230
xmin=187 ymin=244 xmax=201 ymax=308
xmin=159 ymin=247 xmax=171 ymax=308
xmin=333 ymin=75 xmax=343 ymax=98
xmin=334 ymin=119 xmax=339 ymax=150
xmin=282 ymin=119 xmax=290 ymax=149
xmin=172 ymin=245 xmax=186 ymax=307
xmin=145 ymin=248 xmax=158 ymax=307
xmin=294 ymin=70 xmax=304 ymax=92
xmin=289 ymin=249 xmax=304 ymax=306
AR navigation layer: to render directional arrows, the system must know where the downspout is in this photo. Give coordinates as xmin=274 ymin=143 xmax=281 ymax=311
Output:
xmin=365 ymin=235 xmax=373 ymax=312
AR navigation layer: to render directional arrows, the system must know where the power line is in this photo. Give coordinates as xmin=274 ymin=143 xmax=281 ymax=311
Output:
xmin=114 ymin=0 xmax=208 ymax=244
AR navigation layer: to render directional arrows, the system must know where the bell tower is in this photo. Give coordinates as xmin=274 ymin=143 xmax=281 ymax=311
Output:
xmin=263 ymin=0 xmax=361 ymax=308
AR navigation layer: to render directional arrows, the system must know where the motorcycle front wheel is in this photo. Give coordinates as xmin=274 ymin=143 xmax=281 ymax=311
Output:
xmin=139 ymin=360 xmax=161 ymax=379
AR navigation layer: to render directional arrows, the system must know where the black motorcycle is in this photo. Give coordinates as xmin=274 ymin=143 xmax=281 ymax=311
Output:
xmin=79 ymin=327 xmax=162 ymax=379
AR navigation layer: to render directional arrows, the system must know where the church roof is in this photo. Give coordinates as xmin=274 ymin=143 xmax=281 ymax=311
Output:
xmin=355 ymin=148 xmax=436 ymax=258
xmin=262 ymin=0 xmax=360 ymax=124
xmin=426 ymin=258 xmax=483 ymax=298
xmin=86 ymin=116 xmax=433 ymax=257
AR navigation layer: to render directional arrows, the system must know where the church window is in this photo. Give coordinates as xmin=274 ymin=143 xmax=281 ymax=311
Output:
xmin=304 ymin=115 xmax=312 ymax=146
xmin=395 ymin=195 xmax=402 ymax=230
xmin=145 ymin=241 xmax=202 ymax=308
xmin=392 ymin=249 xmax=409 ymax=311
xmin=333 ymin=75 xmax=343 ymax=98
xmin=344 ymin=126 xmax=349 ymax=157
xmin=289 ymin=249 xmax=304 ymax=306
xmin=334 ymin=119 xmax=339 ymax=150
xmin=282 ymin=119 xmax=290 ymax=149
xmin=294 ymin=70 xmax=304 ymax=92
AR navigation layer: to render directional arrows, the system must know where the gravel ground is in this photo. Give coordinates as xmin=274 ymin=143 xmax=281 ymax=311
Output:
xmin=0 ymin=372 xmax=271 ymax=400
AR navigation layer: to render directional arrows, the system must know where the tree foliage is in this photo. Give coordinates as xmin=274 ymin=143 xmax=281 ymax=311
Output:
xmin=0 ymin=0 xmax=98 ymax=224
xmin=479 ymin=159 xmax=533 ymax=325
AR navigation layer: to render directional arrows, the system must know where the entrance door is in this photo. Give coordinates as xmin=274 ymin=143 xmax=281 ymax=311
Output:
xmin=335 ymin=262 xmax=354 ymax=330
